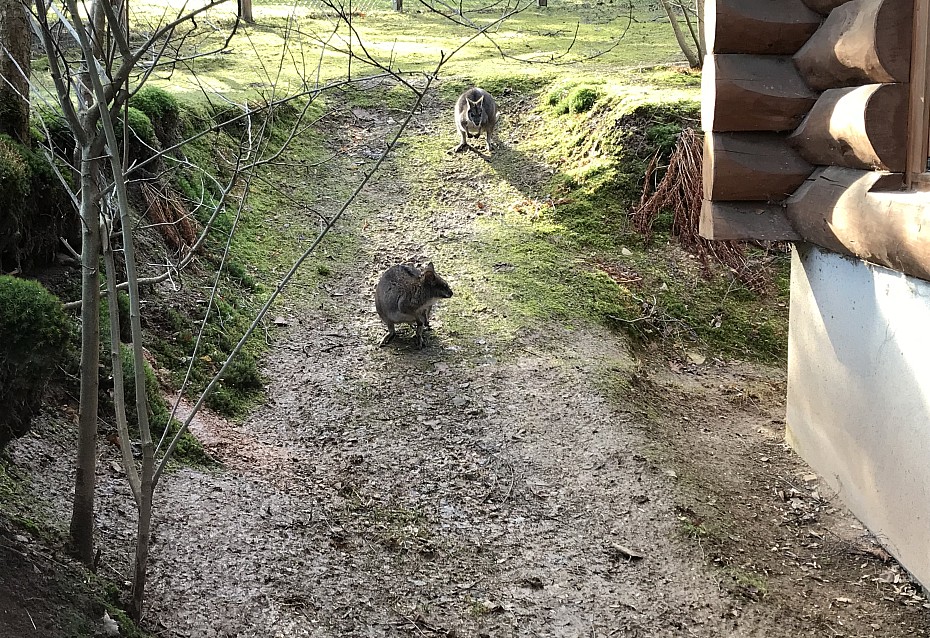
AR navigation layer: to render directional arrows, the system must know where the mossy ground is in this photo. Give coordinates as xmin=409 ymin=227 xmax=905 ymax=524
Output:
xmin=122 ymin=1 xmax=681 ymax=100
xmin=371 ymin=75 xmax=787 ymax=363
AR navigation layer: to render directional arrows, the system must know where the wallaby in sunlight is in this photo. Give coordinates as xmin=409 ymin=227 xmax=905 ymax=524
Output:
xmin=453 ymin=87 xmax=498 ymax=153
xmin=375 ymin=262 xmax=454 ymax=348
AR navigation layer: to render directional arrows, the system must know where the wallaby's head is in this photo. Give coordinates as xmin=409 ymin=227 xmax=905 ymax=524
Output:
xmin=421 ymin=262 xmax=454 ymax=300
xmin=466 ymin=96 xmax=488 ymax=126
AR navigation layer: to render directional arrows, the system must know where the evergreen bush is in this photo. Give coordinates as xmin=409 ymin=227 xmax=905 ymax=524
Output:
xmin=0 ymin=275 xmax=71 ymax=451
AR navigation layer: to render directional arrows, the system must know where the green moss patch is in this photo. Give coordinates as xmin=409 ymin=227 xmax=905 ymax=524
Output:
xmin=0 ymin=276 xmax=71 ymax=451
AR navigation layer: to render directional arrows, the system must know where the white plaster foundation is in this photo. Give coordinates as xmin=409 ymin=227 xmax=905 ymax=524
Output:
xmin=786 ymin=244 xmax=930 ymax=587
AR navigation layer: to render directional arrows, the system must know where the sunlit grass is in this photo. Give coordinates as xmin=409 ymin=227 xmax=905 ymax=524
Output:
xmin=124 ymin=0 xmax=684 ymax=103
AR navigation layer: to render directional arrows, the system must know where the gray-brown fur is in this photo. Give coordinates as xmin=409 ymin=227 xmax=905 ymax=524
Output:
xmin=453 ymin=87 xmax=497 ymax=153
xmin=375 ymin=262 xmax=453 ymax=348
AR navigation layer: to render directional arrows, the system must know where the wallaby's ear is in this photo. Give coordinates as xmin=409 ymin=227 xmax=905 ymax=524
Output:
xmin=423 ymin=262 xmax=436 ymax=279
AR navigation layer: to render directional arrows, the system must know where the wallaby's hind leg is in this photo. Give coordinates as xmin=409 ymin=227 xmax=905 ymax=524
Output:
xmin=485 ymin=130 xmax=494 ymax=152
xmin=379 ymin=324 xmax=396 ymax=347
xmin=453 ymin=130 xmax=470 ymax=153
xmin=415 ymin=322 xmax=426 ymax=349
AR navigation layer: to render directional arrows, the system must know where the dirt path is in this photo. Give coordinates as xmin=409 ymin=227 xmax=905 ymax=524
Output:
xmin=138 ymin=95 xmax=727 ymax=636
xmin=145 ymin=133 xmax=685 ymax=635
xmin=133 ymin=93 xmax=930 ymax=637
xmin=154 ymin=321 xmax=727 ymax=637
xmin=7 ymin=89 xmax=927 ymax=637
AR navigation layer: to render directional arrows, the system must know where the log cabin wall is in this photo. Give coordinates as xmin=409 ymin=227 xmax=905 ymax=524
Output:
xmin=701 ymin=0 xmax=930 ymax=590
xmin=700 ymin=0 xmax=921 ymax=274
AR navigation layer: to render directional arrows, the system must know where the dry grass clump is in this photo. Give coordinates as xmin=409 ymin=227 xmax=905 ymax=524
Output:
xmin=633 ymin=129 xmax=770 ymax=291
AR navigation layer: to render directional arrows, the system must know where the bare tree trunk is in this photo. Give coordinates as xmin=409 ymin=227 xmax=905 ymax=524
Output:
xmin=71 ymin=0 xmax=157 ymax=612
xmin=696 ymin=0 xmax=706 ymax=59
xmin=70 ymin=148 xmax=101 ymax=565
xmin=91 ymin=0 xmax=104 ymax=57
xmin=103 ymin=208 xmax=149 ymax=621
xmin=660 ymin=0 xmax=701 ymax=68
xmin=0 ymin=0 xmax=31 ymax=143
xmin=239 ymin=0 xmax=254 ymax=23
xmin=679 ymin=0 xmax=704 ymax=62
xmin=131 ymin=453 xmax=154 ymax=619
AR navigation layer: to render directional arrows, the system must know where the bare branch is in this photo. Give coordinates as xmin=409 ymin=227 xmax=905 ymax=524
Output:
xmin=29 ymin=0 xmax=87 ymax=145
xmin=101 ymin=211 xmax=143 ymax=503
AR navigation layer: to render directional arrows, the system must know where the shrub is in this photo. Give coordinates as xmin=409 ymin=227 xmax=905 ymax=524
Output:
xmin=131 ymin=86 xmax=180 ymax=143
xmin=0 ymin=136 xmax=30 ymax=212
xmin=546 ymin=87 xmax=571 ymax=115
xmin=646 ymin=123 xmax=683 ymax=155
xmin=222 ymin=352 xmax=264 ymax=392
xmin=120 ymin=107 xmax=156 ymax=145
xmin=546 ymin=84 xmax=599 ymax=115
xmin=205 ymin=351 xmax=265 ymax=416
xmin=567 ymin=86 xmax=599 ymax=114
xmin=132 ymin=86 xmax=179 ymax=123
xmin=0 ymin=276 xmax=71 ymax=451
xmin=0 ymin=134 xmax=76 ymax=271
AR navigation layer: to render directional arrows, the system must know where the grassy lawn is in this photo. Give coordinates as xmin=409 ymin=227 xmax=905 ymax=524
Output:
xmin=130 ymin=1 xmax=684 ymax=98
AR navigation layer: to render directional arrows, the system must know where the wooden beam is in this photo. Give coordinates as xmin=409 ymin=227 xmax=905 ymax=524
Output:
xmin=704 ymin=132 xmax=815 ymax=201
xmin=794 ymin=0 xmax=913 ymax=90
xmin=906 ymin=0 xmax=930 ymax=185
xmin=706 ymin=0 xmax=822 ymax=55
xmin=700 ymin=200 xmax=800 ymax=241
xmin=801 ymin=0 xmax=851 ymax=14
xmin=788 ymin=83 xmax=908 ymax=171
xmin=786 ymin=166 xmax=930 ymax=281
xmin=702 ymin=54 xmax=818 ymax=132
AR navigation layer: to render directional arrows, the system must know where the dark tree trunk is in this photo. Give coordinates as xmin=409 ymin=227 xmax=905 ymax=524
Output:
xmin=0 ymin=0 xmax=30 ymax=143
xmin=70 ymin=148 xmax=102 ymax=565
xmin=239 ymin=0 xmax=254 ymax=23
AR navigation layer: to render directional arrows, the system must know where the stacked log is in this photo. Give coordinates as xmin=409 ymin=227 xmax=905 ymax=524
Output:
xmin=701 ymin=0 xmax=908 ymax=252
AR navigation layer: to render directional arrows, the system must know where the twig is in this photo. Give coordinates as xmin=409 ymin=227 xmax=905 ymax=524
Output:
xmin=321 ymin=343 xmax=348 ymax=353
xmin=59 ymin=237 xmax=82 ymax=260
xmin=390 ymin=608 xmax=431 ymax=638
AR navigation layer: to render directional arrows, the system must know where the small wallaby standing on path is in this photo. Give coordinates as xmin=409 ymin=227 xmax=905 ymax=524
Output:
xmin=454 ymin=87 xmax=497 ymax=153
xmin=375 ymin=262 xmax=454 ymax=348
